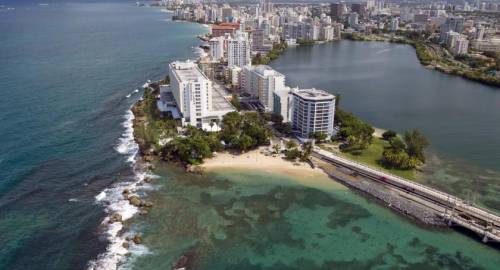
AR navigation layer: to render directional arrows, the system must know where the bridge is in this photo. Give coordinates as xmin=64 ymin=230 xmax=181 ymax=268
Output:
xmin=312 ymin=147 xmax=500 ymax=243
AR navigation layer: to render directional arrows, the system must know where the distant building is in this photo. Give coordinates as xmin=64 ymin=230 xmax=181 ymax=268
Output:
xmin=442 ymin=31 xmax=469 ymax=55
xmin=351 ymin=3 xmax=367 ymax=17
xmin=321 ymin=25 xmax=334 ymax=41
xmin=251 ymin=29 xmax=265 ymax=51
xmin=211 ymin=23 xmax=239 ymax=37
xmin=208 ymin=36 xmax=224 ymax=61
xmin=389 ymin=17 xmax=399 ymax=31
xmin=292 ymin=88 xmax=336 ymax=139
xmin=440 ymin=16 xmax=465 ymax=40
xmin=227 ymin=31 xmax=251 ymax=67
xmin=452 ymin=36 xmax=469 ymax=55
xmin=471 ymin=39 xmax=500 ymax=52
xmin=348 ymin=12 xmax=359 ymax=27
xmin=330 ymin=3 xmax=347 ymax=20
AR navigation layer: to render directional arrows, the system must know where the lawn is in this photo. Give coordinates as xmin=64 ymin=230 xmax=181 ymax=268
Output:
xmin=320 ymin=138 xmax=416 ymax=180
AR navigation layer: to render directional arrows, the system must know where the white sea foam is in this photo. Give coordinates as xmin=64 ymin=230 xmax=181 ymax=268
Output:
xmin=87 ymin=107 xmax=154 ymax=270
xmin=193 ymin=46 xmax=207 ymax=59
xmin=126 ymin=89 xmax=139 ymax=98
xmin=115 ymin=111 xmax=139 ymax=163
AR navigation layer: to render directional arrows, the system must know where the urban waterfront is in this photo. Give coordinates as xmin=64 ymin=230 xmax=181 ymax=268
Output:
xmin=271 ymin=41 xmax=500 ymax=212
xmin=1 ymin=1 xmax=499 ymax=270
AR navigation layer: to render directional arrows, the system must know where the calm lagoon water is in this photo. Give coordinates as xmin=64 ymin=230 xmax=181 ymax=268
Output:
xmin=271 ymin=41 xmax=500 ymax=212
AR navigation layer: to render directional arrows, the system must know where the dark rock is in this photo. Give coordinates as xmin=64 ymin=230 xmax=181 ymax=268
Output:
xmin=133 ymin=234 xmax=142 ymax=245
xmin=128 ymin=196 xmax=142 ymax=207
xmin=109 ymin=213 xmax=122 ymax=223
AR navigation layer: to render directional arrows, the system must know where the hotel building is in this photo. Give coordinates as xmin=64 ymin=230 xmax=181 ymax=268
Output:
xmin=227 ymin=31 xmax=251 ymax=67
xmin=168 ymin=60 xmax=234 ymax=130
xmin=242 ymin=65 xmax=285 ymax=110
xmin=291 ymin=88 xmax=336 ymax=138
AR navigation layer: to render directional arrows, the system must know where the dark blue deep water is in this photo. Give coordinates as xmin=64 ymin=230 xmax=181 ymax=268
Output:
xmin=0 ymin=1 xmax=205 ymax=269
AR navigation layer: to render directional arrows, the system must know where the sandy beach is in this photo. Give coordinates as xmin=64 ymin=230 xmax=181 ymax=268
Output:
xmin=201 ymin=147 xmax=347 ymax=191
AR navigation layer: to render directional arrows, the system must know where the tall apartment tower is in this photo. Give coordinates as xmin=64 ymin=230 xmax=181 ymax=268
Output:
xmin=169 ymin=60 xmax=212 ymax=128
xmin=292 ymin=88 xmax=336 ymax=138
xmin=330 ymin=3 xmax=347 ymax=20
xmin=208 ymin=36 xmax=224 ymax=61
xmin=242 ymin=65 xmax=285 ymax=110
xmin=227 ymin=31 xmax=251 ymax=67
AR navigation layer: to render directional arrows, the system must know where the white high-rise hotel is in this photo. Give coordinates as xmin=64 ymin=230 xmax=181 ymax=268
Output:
xmin=242 ymin=65 xmax=285 ymax=110
xmin=169 ymin=60 xmax=234 ymax=130
xmin=227 ymin=31 xmax=251 ymax=67
xmin=291 ymin=89 xmax=336 ymax=138
xmin=169 ymin=60 xmax=212 ymax=128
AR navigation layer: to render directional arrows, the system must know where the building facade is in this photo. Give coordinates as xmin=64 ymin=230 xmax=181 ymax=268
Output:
xmin=227 ymin=31 xmax=251 ymax=67
xmin=169 ymin=60 xmax=212 ymax=128
xmin=242 ymin=65 xmax=285 ymax=110
xmin=292 ymin=88 xmax=336 ymax=138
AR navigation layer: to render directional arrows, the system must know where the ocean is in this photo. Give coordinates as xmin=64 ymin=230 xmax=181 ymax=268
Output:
xmin=0 ymin=1 xmax=206 ymax=269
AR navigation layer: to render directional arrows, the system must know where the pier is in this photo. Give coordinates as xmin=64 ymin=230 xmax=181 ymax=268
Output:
xmin=312 ymin=147 xmax=500 ymax=243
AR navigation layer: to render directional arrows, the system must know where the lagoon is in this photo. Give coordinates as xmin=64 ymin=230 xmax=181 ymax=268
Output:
xmin=271 ymin=41 xmax=500 ymax=212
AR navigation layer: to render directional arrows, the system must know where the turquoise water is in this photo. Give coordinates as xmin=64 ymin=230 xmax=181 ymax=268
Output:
xmin=0 ymin=2 xmax=205 ymax=269
xmin=132 ymin=164 xmax=500 ymax=270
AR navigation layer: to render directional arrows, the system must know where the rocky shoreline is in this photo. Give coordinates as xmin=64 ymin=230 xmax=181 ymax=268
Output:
xmin=313 ymin=157 xmax=447 ymax=227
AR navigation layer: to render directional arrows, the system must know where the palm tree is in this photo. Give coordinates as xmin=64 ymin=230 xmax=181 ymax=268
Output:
xmin=301 ymin=142 xmax=313 ymax=161
xmin=272 ymin=144 xmax=281 ymax=155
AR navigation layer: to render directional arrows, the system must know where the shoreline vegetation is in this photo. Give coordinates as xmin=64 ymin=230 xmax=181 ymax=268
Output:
xmin=130 ymin=89 xmax=447 ymax=227
xmin=132 ymin=84 xmax=425 ymax=180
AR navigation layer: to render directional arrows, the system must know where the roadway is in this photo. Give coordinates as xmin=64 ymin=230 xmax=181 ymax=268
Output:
xmin=312 ymin=147 xmax=500 ymax=243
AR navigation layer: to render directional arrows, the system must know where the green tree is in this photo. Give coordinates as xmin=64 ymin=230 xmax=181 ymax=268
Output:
xmin=310 ymin=131 xmax=328 ymax=143
xmin=237 ymin=134 xmax=254 ymax=152
xmin=301 ymin=142 xmax=313 ymax=161
xmin=389 ymin=136 xmax=406 ymax=152
xmin=404 ymin=129 xmax=429 ymax=163
xmin=272 ymin=143 xmax=281 ymax=154
xmin=271 ymin=113 xmax=284 ymax=123
xmin=285 ymin=148 xmax=302 ymax=161
xmin=285 ymin=140 xmax=297 ymax=150
xmin=382 ymin=130 xmax=397 ymax=140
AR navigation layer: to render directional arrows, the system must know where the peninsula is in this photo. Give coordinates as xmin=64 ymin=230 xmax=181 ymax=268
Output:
xmin=128 ymin=0 xmax=500 ymax=255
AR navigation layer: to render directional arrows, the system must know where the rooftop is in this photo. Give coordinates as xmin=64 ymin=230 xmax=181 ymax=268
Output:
xmin=252 ymin=65 xmax=285 ymax=77
xmin=293 ymin=88 xmax=335 ymax=101
xmin=170 ymin=60 xmax=208 ymax=82
xmin=211 ymin=83 xmax=234 ymax=112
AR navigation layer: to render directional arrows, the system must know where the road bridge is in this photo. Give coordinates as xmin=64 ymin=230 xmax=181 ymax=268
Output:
xmin=312 ymin=147 xmax=500 ymax=243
